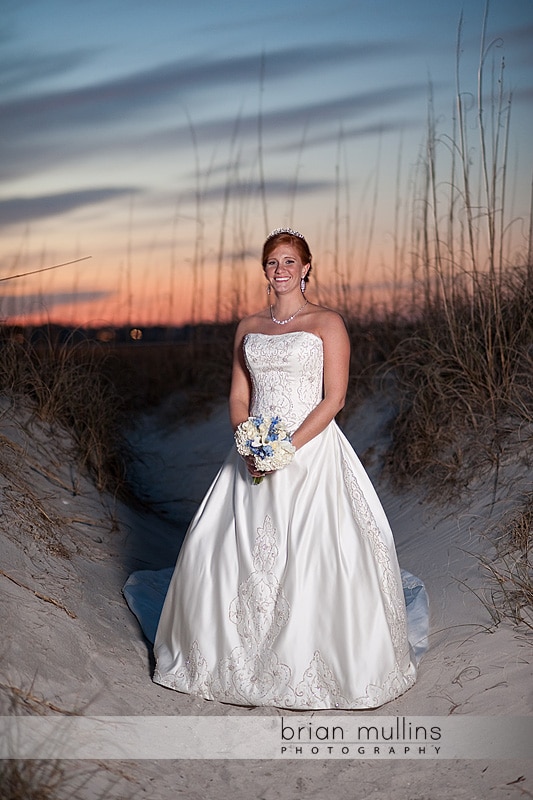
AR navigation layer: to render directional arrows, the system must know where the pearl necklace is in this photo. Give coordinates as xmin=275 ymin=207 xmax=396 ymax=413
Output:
xmin=269 ymin=299 xmax=308 ymax=325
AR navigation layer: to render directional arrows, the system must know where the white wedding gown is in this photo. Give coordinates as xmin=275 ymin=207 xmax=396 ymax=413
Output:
xmin=124 ymin=331 xmax=428 ymax=709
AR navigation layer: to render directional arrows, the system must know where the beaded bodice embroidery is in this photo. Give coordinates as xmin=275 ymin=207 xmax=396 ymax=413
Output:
xmin=244 ymin=331 xmax=323 ymax=432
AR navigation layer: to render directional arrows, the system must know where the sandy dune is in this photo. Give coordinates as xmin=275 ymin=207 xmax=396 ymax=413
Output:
xmin=1 ymin=394 xmax=531 ymax=798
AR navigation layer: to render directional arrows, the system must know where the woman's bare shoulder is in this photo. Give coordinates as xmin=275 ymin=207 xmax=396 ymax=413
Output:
xmin=234 ymin=309 xmax=270 ymax=340
xmin=306 ymin=303 xmax=347 ymax=333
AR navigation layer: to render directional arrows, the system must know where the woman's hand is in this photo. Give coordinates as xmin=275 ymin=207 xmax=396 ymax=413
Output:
xmin=242 ymin=455 xmax=275 ymax=479
xmin=243 ymin=455 xmax=261 ymax=478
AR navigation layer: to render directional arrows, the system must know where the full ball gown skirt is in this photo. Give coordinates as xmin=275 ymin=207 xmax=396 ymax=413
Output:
xmin=128 ymin=331 xmax=427 ymax=709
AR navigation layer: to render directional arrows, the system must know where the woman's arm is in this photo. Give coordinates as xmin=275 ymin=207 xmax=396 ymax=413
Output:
xmin=290 ymin=311 xmax=350 ymax=451
xmin=228 ymin=321 xmax=265 ymax=478
xmin=228 ymin=320 xmax=252 ymax=432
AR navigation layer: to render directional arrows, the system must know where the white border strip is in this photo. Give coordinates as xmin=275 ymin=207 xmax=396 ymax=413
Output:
xmin=1 ymin=716 xmax=531 ymax=760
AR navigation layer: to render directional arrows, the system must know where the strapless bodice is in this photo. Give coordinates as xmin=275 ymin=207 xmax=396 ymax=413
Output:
xmin=243 ymin=331 xmax=323 ymax=431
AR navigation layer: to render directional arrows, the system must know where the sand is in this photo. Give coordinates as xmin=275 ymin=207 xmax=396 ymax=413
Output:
xmin=0 ymin=392 xmax=531 ymax=799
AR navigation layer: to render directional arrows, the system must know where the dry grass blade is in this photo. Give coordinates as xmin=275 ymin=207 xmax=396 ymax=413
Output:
xmin=0 ymin=570 xmax=77 ymax=619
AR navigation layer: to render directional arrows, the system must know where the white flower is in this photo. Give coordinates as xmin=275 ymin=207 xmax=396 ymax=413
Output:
xmin=234 ymin=415 xmax=295 ymax=482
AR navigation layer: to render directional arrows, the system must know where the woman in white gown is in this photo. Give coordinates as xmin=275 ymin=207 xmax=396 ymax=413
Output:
xmin=125 ymin=228 xmax=427 ymax=710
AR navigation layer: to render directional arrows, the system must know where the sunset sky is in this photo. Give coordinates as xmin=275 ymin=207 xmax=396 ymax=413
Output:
xmin=1 ymin=0 xmax=532 ymax=327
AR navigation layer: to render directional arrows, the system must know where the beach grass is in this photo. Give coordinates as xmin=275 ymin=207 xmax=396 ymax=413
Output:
xmin=0 ymin=329 xmax=131 ymax=495
xmin=0 ymin=690 xmax=103 ymax=800
xmin=0 ymin=757 xmax=68 ymax=800
xmin=104 ymin=324 xmax=235 ymax=420
xmin=480 ymin=492 xmax=533 ymax=630
xmin=382 ymin=265 xmax=533 ymax=495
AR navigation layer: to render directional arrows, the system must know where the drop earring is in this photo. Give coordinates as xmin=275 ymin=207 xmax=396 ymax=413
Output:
xmin=300 ymin=277 xmax=306 ymax=293
xmin=267 ymin=284 xmax=271 ymax=295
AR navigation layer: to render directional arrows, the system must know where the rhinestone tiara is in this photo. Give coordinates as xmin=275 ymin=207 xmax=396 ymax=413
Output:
xmin=266 ymin=227 xmax=306 ymax=241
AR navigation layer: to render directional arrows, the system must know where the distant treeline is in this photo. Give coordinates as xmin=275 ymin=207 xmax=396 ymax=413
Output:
xmin=0 ymin=322 xmax=237 ymax=345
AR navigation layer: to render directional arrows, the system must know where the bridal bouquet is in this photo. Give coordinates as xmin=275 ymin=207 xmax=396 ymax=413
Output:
xmin=234 ymin=415 xmax=295 ymax=484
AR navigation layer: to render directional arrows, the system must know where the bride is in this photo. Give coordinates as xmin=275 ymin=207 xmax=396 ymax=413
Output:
xmin=125 ymin=228 xmax=427 ymax=709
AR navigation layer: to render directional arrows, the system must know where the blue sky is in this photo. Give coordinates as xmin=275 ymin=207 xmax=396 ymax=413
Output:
xmin=1 ymin=0 xmax=532 ymax=325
